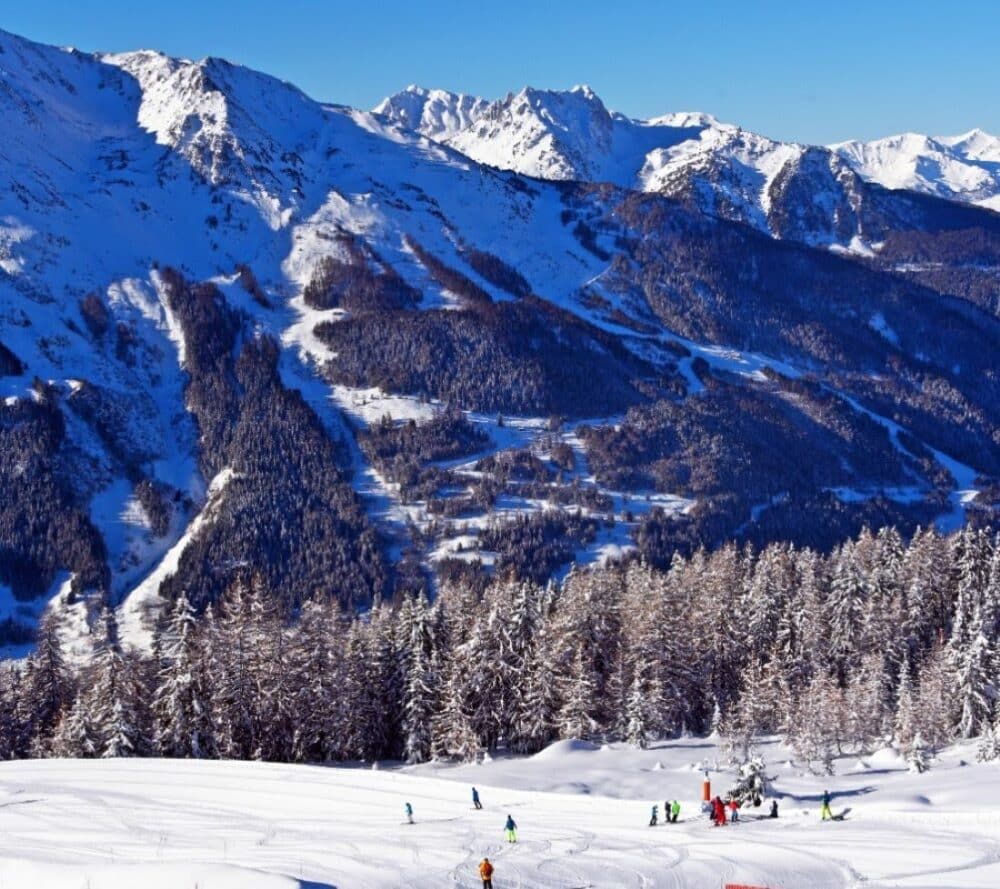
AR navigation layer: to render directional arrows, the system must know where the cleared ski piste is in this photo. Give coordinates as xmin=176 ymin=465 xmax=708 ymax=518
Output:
xmin=1 ymin=737 xmax=998 ymax=889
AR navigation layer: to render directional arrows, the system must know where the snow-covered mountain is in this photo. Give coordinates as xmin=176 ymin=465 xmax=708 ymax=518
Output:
xmin=1 ymin=27 xmax=999 ymax=654
xmin=835 ymin=129 xmax=1000 ymax=212
xmin=377 ymin=84 xmax=723 ymax=189
xmin=372 ymin=84 xmax=490 ymax=142
xmin=375 ymin=84 xmax=1000 ymax=244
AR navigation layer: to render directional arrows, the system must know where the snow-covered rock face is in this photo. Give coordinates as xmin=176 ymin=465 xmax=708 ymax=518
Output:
xmin=373 ymin=85 xmax=490 ymax=141
xmin=835 ymin=129 xmax=1000 ymax=211
xmin=447 ymin=85 xmax=620 ymax=181
xmin=101 ymin=50 xmax=329 ymax=225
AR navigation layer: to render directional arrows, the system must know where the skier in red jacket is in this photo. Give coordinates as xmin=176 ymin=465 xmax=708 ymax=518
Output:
xmin=712 ymin=796 xmax=727 ymax=826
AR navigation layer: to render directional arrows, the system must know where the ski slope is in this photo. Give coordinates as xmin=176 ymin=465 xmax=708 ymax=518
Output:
xmin=1 ymin=738 xmax=998 ymax=888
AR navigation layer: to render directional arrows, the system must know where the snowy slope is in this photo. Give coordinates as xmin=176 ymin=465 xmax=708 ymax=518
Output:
xmin=1 ymin=738 xmax=999 ymax=888
xmin=835 ymin=129 xmax=1000 ymax=211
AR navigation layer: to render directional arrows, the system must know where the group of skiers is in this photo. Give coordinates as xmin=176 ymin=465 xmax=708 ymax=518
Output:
xmin=404 ymin=789 xmax=516 ymax=886
xmin=410 ymin=784 xmax=817 ymax=886
xmin=648 ymin=800 xmax=681 ymax=825
xmin=707 ymin=795 xmax=781 ymax=825
xmin=653 ymin=795 xmax=783 ymax=827
xmin=709 ymin=795 xmax=739 ymax=825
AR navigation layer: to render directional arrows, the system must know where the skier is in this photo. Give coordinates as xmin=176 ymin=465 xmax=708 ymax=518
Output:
xmin=820 ymin=789 xmax=833 ymax=821
xmin=728 ymin=797 xmax=740 ymax=822
xmin=670 ymin=800 xmax=681 ymax=824
xmin=769 ymin=799 xmax=779 ymax=818
xmin=712 ymin=796 xmax=727 ymax=826
xmin=505 ymin=814 xmax=518 ymax=843
xmin=479 ymin=856 xmax=495 ymax=888
xmin=649 ymin=804 xmax=659 ymax=826
xmin=405 ymin=802 xmax=414 ymax=824
xmin=473 ymin=786 xmax=483 ymax=810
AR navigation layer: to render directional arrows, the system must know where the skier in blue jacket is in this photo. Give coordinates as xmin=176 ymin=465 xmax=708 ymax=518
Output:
xmin=504 ymin=814 xmax=518 ymax=842
xmin=473 ymin=786 xmax=482 ymax=810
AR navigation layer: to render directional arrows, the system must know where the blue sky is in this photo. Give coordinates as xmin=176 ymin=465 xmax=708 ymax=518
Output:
xmin=3 ymin=0 xmax=998 ymax=144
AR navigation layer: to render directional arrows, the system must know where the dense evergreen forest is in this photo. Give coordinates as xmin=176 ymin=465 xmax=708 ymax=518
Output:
xmin=3 ymin=525 xmax=998 ymax=774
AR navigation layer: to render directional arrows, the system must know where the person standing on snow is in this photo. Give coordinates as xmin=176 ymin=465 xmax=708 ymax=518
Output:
xmin=728 ymin=798 xmax=740 ymax=822
xmin=405 ymin=802 xmax=414 ymax=824
xmin=820 ymin=789 xmax=833 ymax=821
xmin=769 ymin=799 xmax=779 ymax=818
xmin=479 ymin=856 xmax=495 ymax=888
xmin=712 ymin=796 xmax=727 ymax=826
xmin=649 ymin=804 xmax=659 ymax=826
xmin=670 ymin=800 xmax=681 ymax=823
xmin=473 ymin=787 xmax=483 ymax=810
xmin=505 ymin=814 xmax=518 ymax=843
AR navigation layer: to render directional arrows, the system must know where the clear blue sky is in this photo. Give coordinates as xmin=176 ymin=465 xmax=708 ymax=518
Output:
xmin=4 ymin=0 xmax=998 ymax=144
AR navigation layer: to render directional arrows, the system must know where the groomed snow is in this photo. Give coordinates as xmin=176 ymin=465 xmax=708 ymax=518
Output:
xmin=1 ymin=738 xmax=999 ymax=888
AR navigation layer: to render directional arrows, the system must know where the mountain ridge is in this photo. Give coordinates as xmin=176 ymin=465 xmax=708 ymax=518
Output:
xmin=374 ymin=82 xmax=1000 ymax=218
xmin=0 ymin=27 xmax=997 ymax=655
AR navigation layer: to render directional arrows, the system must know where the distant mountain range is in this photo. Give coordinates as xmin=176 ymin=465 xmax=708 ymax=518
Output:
xmin=0 ymin=29 xmax=997 ymax=652
xmin=375 ymin=83 xmax=1000 ymax=221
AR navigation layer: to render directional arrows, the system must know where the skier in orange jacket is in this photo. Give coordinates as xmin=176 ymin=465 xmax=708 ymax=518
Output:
xmin=479 ymin=857 xmax=495 ymax=888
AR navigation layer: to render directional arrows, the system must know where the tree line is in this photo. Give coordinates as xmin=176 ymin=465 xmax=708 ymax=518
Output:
xmin=1 ymin=524 xmax=998 ymax=772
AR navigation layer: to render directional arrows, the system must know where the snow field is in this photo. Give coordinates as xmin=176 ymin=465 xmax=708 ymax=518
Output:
xmin=2 ymin=737 xmax=1000 ymax=888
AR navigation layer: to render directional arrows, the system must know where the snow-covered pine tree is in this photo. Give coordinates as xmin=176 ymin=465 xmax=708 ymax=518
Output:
xmin=49 ymin=691 xmax=98 ymax=757
xmin=17 ymin=608 xmax=73 ymax=753
xmin=976 ymin=713 xmax=1000 ymax=762
xmin=402 ymin=642 xmax=436 ymax=763
xmin=290 ymin=597 xmax=342 ymax=762
xmin=624 ymin=674 xmax=652 ymax=749
xmin=900 ymin=527 xmax=949 ymax=672
xmin=909 ymin=641 xmax=955 ymax=753
xmin=906 ymin=732 xmax=931 ymax=773
xmin=84 ymin=606 xmax=151 ymax=758
xmin=431 ymin=656 xmax=484 ymax=762
xmin=952 ymin=627 xmax=995 ymax=739
xmin=721 ymin=660 xmax=781 ymax=763
xmin=727 ymin=753 xmax=773 ymax=806
xmin=557 ymin=645 xmax=599 ymax=741
xmin=789 ymin=672 xmax=846 ymax=775
xmin=0 ymin=666 xmax=23 ymax=759
xmin=826 ymin=542 xmax=866 ymax=685
xmin=213 ymin=579 xmax=260 ymax=759
xmin=698 ymin=544 xmax=747 ymax=725
xmin=509 ymin=633 xmax=559 ymax=754
xmin=152 ymin=592 xmax=216 ymax=758
xmin=846 ymin=651 xmax=891 ymax=753
xmin=248 ymin=576 xmax=295 ymax=762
